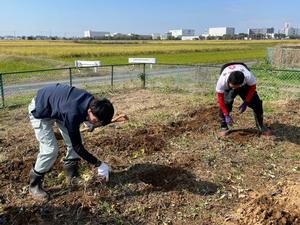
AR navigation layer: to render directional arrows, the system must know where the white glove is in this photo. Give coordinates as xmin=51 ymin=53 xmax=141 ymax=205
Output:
xmin=97 ymin=163 xmax=109 ymax=182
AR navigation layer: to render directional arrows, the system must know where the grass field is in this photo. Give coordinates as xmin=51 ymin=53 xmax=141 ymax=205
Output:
xmin=0 ymin=39 xmax=299 ymax=224
xmin=1 ymin=39 xmax=300 ymax=72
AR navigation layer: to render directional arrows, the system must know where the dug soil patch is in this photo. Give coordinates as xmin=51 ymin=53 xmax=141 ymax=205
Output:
xmin=234 ymin=180 xmax=300 ymax=225
xmin=90 ymin=106 xmax=219 ymax=154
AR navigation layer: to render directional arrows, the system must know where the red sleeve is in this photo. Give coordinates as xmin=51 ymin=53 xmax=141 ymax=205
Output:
xmin=246 ymin=84 xmax=256 ymax=103
xmin=217 ymin=93 xmax=229 ymax=116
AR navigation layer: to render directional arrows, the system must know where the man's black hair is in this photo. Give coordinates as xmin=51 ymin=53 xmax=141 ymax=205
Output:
xmin=228 ymin=71 xmax=245 ymax=85
xmin=89 ymin=98 xmax=114 ymax=126
xmin=220 ymin=62 xmax=250 ymax=74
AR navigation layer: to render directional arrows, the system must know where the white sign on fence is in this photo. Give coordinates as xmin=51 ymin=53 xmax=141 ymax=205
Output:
xmin=75 ymin=60 xmax=101 ymax=72
xmin=128 ymin=58 xmax=157 ymax=64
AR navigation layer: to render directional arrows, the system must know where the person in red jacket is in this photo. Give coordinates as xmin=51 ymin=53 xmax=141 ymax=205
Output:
xmin=216 ymin=62 xmax=272 ymax=137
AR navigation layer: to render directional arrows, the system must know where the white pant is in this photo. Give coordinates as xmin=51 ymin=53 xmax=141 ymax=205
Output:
xmin=28 ymin=98 xmax=81 ymax=173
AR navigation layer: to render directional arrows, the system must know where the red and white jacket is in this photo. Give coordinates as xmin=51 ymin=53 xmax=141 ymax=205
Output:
xmin=216 ymin=64 xmax=256 ymax=116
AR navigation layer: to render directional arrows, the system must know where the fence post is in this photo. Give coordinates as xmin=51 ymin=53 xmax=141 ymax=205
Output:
xmin=176 ymin=65 xmax=180 ymax=88
xmin=143 ymin=63 xmax=146 ymax=88
xmin=69 ymin=68 xmax=72 ymax=86
xmin=0 ymin=74 xmax=4 ymax=108
xmin=111 ymin=65 xmax=114 ymax=89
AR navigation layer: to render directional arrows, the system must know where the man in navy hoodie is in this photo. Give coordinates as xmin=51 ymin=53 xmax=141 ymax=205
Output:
xmin=28 ymin=83 xmax=120 ymax=200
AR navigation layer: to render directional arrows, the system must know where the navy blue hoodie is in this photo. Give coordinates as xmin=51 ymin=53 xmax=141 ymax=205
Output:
xmin=31 ymin=83 xmax=100 ymax=165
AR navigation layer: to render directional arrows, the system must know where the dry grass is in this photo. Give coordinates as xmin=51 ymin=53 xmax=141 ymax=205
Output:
xmin=0 ymin=89 xmax=299 ymax=225
xmin=271 ymin=44 xmax=300 ymax=68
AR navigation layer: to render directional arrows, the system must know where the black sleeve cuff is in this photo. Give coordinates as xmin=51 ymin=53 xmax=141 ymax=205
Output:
xmin=94 ymin=160 xmax=102 ymax=167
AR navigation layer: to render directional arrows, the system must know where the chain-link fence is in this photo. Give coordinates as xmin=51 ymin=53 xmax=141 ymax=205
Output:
xmin=0 ymin=64 xmax=147 ymax=108
xmin=267 ymin=46 xmax=300 ymax=69
xmin=146 ymin=64 xmax=220 ymax=93
xmin=0 ymin=63 xmax=299 ymax=108
xmin=253 ymin=68 xmax=300 ymax=100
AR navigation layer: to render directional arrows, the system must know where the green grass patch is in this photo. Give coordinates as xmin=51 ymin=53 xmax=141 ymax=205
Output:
xmin=1 ymin=39 xmax=300 ymax=71
xmin=4 ymin=92 xmax=35 ymax=108
xmin=64 ymin=49 xmax=267 ymax=65
xmin=0 ymin=55 xmax=67 ymax=73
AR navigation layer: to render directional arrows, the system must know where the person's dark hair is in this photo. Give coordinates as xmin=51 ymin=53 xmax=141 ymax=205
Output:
xmin=89 ymin=98 xmax=114 ymax=126
xmin=228 ymin=71 xmax=245 ymax=85
xmin=220 ymin=62 xmax=250 ymax=74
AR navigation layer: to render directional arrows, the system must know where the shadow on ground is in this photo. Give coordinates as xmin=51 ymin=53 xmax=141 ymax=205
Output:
xmin=109 ymin=163 xmax=219 ymax=195
xmin=226 ymin=128 xmax=259 ymax=136
xmin=270 ymin=122 xmax=300 ymax=145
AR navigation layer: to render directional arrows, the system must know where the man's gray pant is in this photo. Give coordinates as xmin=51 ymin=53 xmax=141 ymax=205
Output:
xmin=28 ymin=98 xmax=81 ymax=174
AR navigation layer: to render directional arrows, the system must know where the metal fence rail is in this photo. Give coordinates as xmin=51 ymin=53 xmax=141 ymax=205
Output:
xmin=0 ymin=63 xmax=299 ymax=108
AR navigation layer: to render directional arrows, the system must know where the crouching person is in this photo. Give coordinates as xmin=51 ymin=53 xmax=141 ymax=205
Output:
xmin=28 ymin=83 xmax=117 ymax=200
xmin=216 ymin=62 xmax=272 ymax=137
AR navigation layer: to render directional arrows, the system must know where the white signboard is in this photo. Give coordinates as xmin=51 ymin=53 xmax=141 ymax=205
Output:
xmin=75 ymin=60 xmax=101 ymax=72
xmin=128 ymin=58 xmax=157 ymax=64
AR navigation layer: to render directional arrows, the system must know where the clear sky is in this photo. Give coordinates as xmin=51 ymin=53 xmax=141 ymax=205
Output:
xmin=0 ymin=0 xmax=299 ymax=37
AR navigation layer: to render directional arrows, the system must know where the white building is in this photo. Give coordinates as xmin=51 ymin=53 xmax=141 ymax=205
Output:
xmin=152 ymin=33 xmax=161 ymax=40
xmin=284 ymin=23 xmax=300 ymax=37
xmin=181 ymin=36 xmax=199 ymax=40
xmin=111 ymin=33 xmax=128 ymax=38
xmin=84 ymin=30 xmax=110 ymax=38
xmin=169 ymin=29 xmax=195 ymax=38
xmin=208 ymin=27 xmax=235 ymax=36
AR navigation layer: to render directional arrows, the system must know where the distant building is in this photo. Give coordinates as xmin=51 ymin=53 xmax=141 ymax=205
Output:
xmin=208 ymin=27 xmax=235 ymax=36
xmin=111 ymin=33 xmax=128 ymax=38
xmin=248 ymin=27 xmax=274 ymax=35
xmin=161 ymin=32 xmax=172 ymax=40
xmin=284 ymin=23 xmax=300 ymax=37
xmin=3 ymin=35 xmax=16 ymax=40
xmin=138 ymin=34 xmax=152 ymax=40
xmin=152 ymin=33 xmax=161 ymax=40
xmin=181 ymin=36 xmax=199 ymax=40
xmin=127 ymin=33 xmax=152 ymax=40
xmin=201 ymin=33 xmax=209 ymax=39
xmin=169 ymin=29 xmax=195 ymax=38
xmin=84 ymin=30 xmax=110 ymax=38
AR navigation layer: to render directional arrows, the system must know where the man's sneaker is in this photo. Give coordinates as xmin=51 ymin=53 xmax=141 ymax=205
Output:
xmin=219 ymin=127 xmax=230 ymax=137
xmin=259 ymin=126 xmax=272 ymax=136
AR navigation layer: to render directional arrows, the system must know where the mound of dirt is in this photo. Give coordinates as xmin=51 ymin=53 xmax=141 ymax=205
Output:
xmin=235 ymin=181 xmax=300 ymax=225
xmin=90 ymin=106 xmax=219 ymax=154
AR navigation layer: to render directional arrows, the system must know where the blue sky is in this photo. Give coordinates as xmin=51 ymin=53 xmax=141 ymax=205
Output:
xmin=0 ymin=0 xmax=299 ymax=37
